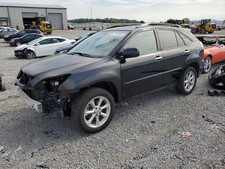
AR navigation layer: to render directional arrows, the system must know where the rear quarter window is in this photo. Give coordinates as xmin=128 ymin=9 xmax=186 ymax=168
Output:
xmin=177 ymin=32 xmax=192 ymax=45
xmin=157 ymin=30 xmax=177 ymax=50
xmin=57 ymin=38 xmax=65 ymax=42
xmin=175 ymin=32 xmax=185 ymax=47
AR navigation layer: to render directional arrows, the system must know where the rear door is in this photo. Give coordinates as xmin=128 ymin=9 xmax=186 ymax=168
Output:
xmin=120 ymin=30 xmax=165 ymax=98
xmin=156 ymin=29 xmax=191 ymax=84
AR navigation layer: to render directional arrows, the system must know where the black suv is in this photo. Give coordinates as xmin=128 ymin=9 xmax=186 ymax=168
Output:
xmin=16 ymin=24 xmax=204 ymax=133
xmin=4 ymin=29 xmax=42 ymax=42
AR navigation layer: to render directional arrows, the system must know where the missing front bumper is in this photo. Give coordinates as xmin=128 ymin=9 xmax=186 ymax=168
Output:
xmin=17 ymin=88 xmax=43 ymax=113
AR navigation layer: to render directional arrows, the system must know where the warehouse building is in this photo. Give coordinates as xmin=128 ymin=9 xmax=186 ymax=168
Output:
xmin=0 ymin=3 xmax=67 ymax=30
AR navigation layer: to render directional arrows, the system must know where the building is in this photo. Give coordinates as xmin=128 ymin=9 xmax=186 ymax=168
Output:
xmin=0 ymin=3 xmax=67 ymax=30
xmin=71 ymin=22 xmax=112 ymax=31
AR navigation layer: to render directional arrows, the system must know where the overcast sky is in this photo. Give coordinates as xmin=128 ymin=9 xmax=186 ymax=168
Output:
xmin=0 ymin=0 xmax=225 ymax=22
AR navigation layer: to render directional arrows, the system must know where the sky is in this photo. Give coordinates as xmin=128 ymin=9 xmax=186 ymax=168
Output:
xmin=0 ymin=0 xmax=225 ymax=22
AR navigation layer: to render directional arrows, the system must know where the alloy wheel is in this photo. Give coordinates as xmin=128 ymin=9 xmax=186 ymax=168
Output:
xmin=27 ymin=52 xmax=35 ymax=59
xmin=184 ymin=70 xmax=196 ymax=92
xmin=84 ymin=96 xmax=111 ymax=128
xmin=204 ymin=57 xmax=211 ymax=73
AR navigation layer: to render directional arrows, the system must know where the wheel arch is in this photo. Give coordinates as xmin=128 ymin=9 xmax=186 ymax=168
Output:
xmin=187 ymin=62 xmax=199 ymax=76
xmin=206 ymin=54 xmax=213 ymax=63
xmin=89 ymin=81 xmax=119 ymax=103
xmin=25 ymin=48 xmax=35 ymax=54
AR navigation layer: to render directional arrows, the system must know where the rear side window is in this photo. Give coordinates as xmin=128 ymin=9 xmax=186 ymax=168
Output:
xmin=177 ymin=32 xmax=192 ymax=45
xmin=39 ymin=39 xmax=53 ymax=45
xmin=124 ymin=30 xmax=157 ymax=55
xmin=158 ymin=30 xmax=177 ymax=50
xmin=53 ymin=38 xmax=60 ymax=43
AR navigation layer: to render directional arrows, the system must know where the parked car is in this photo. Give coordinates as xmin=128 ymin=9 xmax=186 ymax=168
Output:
xmin=4 ymin=29 xmax=42 ymax=42
xmin=196 ymin=35 xmax=225 ymax=73
xmin=16 ymin=24 xmax=204 ymax=133
xmin=9 ymin=33 xmax=43 ymax=46
xmin=14 ymin=36 xmax=75 ymax=59
xmin=55 ymin=32 xmax=96 ymax=54
xmin=0 ymin=28 xmax=18 ymax=38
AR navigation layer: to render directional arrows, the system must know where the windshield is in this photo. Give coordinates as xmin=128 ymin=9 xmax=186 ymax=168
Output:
xmin=28 ymin=37 xmax=42 ymax=45
xmin=68 ymin=30 xmax=129 ymax=57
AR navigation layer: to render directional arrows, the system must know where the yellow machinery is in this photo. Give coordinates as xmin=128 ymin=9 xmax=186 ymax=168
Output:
xmin=175 ymin=20 xmax=190 ymax=28
xmin=193 ymin=19 xmax=216 ymax=34
xmin=32 ymin=16 xmax=54 ymax=34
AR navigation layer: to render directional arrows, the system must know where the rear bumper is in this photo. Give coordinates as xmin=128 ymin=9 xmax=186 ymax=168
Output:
xmin=17 ymin=87 xmax=43 ymax=113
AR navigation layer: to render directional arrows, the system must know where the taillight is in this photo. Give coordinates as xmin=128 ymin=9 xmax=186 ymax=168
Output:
xmin=71 ymin=41 xmax=75 ymax=44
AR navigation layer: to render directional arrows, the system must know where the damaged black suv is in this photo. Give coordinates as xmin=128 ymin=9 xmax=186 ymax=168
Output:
xmin=16 ymin=24 xmax=204 ymax=133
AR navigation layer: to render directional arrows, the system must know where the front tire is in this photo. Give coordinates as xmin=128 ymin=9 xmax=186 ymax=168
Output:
xmin=203 ymin=56 xmax=212 ymax=73
xmin=176 ymin=66 xmax=197 ymax=95
xmin=25 ymin=51 xmax=36 ymax=59
xmin=71 ymin=88 xmax=115 ymax=133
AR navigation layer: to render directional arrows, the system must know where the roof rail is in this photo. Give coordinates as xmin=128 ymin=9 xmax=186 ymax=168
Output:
xmin=106 ymin=23 xmax=141 ymax=29
xmin=138 ymin=23 xmax=181 ymax=28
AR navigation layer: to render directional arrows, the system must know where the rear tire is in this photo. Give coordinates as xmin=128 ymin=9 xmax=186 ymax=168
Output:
xmin=203 ymin=56 xmax=212 ymax=73
xmin=25 ymin=51 xmax=36 ymax=59
xmin=71 ymin=88 xmax=115 ymax=133
xmin=176 ymin=66 xmax=197 ymax=95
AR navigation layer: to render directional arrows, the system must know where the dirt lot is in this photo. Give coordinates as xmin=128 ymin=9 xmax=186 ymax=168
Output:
xmin=0 ymin=30 xmax=225 ymax=169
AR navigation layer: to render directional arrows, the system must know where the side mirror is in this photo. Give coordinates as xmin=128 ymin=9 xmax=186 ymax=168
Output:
xmin=35 ymin=43 xmax=40 ymax=46
xmin=122 ymin=48 xmax=140 ymax=58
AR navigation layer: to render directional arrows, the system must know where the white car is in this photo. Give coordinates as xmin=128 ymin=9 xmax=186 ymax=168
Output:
xmin=14 ymin=36 xmax=75 ymax=59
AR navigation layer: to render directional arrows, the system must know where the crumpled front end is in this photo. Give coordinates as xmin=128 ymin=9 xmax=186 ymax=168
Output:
xmin=16 ymin=70 xmax=71 ymax=113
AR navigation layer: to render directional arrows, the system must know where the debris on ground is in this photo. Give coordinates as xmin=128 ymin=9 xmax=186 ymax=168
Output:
xmin=208 ymin=89 xmax=225 ymax=96
xmin=182 ymin=132 xmax=191 ymax=138
xmin=0 ymin=74 xmax=5 ymax=92
xmin=0 ymin=146 xmax=5 ymax=153
xmin=36 ymin=164 xmax=49 ymax=169
xmin=208 ymin=64 xmax=225 ymax=90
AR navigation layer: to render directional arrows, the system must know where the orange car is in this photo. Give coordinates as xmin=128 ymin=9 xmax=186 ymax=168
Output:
xmin=196 ymin=35 xmax=225 ymax=73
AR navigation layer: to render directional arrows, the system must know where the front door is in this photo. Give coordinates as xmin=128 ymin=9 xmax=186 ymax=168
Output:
xmin=121 ymin=30 xmax=165 ymax=98
xmin=35 ymin=38 xmax=53 ymax=57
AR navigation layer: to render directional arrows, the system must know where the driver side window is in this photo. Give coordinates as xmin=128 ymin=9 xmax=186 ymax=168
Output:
xmin=123 ymin=30 xmax=157 ymax=56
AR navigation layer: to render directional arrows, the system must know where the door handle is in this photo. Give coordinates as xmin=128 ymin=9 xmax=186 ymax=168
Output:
xmin=184 ymin=50 xmax=190 ymax=55
xmin=155 ymin=56 xmax=163 ymax=60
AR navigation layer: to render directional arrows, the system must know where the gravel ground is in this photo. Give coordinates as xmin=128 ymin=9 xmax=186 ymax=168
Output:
xmin=0 ymin=30 xmax=225 ymax=169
